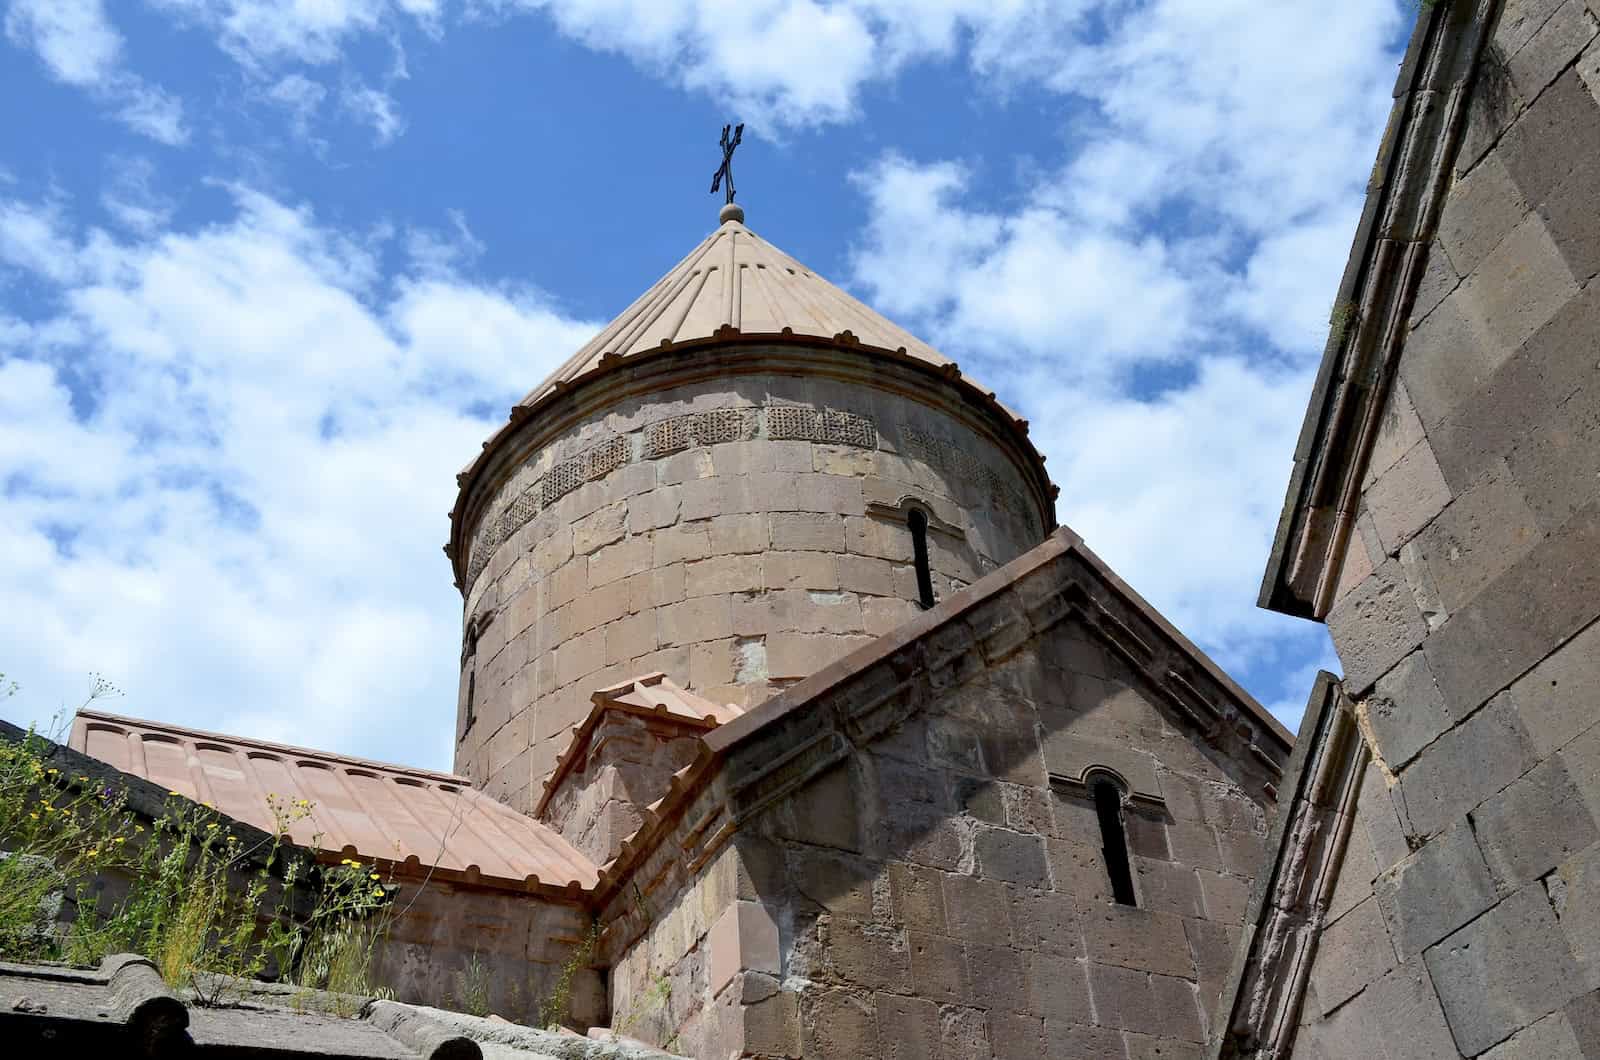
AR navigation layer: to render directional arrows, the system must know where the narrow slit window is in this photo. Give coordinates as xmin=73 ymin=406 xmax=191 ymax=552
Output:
xmin=1093 ymin=780 xmax=1138 ymax=906
xmin=908 ymin=508 xmax=936 ymax=610
xmin=461 ymin=625 xmax=479 ymax=737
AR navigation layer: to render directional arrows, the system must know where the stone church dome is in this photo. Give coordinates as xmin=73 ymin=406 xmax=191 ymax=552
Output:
xmin=448 ymin=204 xmax=1058 ymax=810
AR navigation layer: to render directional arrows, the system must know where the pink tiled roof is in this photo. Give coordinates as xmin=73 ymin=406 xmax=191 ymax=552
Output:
xmin=70 ymin=709 xmax=598 ymax=892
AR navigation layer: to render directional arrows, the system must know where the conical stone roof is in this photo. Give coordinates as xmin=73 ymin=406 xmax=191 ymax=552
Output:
xmin=517 ymin=212 xmax=956 ymax=409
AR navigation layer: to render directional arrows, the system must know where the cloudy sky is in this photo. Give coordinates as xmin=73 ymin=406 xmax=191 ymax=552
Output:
xmin=1 ymin=0 xmax=1412 ymax=771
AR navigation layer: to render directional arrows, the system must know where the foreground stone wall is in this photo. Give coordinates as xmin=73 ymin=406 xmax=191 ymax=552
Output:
xmin=453 ymin=347 xmax=1052 ymax=811
xmin=370 ymin=878 xmax=603 ymax=1029
xmin=1294 ymin=6 xmax=1600 ymax=1055
xmin=599 ymin=534 xmax=1287 ymax=1058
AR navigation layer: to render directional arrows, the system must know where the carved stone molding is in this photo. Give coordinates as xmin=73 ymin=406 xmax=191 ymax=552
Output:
xmin=1213 ymin=674 xmax=1367 ymax=1060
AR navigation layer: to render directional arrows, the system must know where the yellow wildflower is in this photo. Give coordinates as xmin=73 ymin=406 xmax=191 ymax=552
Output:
xmin=27 ymin=812 xmax=38 ymax=821
xmin=369 ymin=873 xmax=381 ymax=881
xmin=87 ymin=848 xmax=99 ymax=857
xmin=168 ymin=790 xmax=182 ymax=796
xmin=113 ymin=837 xmax=126 ymax=844
xmin=206 ymin=822 xmax=219 ymax=830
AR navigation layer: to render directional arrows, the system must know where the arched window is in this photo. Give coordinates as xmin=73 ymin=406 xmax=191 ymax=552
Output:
xmin=1093 ymin=779 xmax=1138 ymax=906
xmin=908 ymin=508 xmax=936 ymax=610
xmin=461 ymin=623 xmax=480 ymax=738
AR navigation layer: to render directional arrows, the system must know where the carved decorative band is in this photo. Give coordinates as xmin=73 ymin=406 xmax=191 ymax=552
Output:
xmin=900 ymin=422 xmax=1030 ymax=527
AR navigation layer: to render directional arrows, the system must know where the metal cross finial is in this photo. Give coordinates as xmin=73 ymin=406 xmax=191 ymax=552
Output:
xmin=710 ymin=123 xmax=744 ymax=205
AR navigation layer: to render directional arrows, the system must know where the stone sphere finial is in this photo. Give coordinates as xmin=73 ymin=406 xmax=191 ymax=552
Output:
xmin=720 ymin=201 xmax=745 ymax=225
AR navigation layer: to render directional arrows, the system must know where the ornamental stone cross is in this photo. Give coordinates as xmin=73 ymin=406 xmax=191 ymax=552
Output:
xmin=710 ymin=123 xmax=744 ymax=205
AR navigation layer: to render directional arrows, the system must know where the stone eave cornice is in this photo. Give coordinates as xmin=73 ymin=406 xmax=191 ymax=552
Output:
xmin=1259 ymin=0 xmax=1500 ymax=619
xmin=1211 ymin=673 xmax=1367 ymax=1060
xmin=444 ymin=332 xmax=1059 ymax=591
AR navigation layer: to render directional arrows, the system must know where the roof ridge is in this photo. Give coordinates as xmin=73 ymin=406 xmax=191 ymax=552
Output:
xmin=73 ymin=708 xmax=469 ymax=785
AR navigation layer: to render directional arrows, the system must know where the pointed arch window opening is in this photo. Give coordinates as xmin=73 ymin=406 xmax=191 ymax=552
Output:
xmin=908 ymin=507 xmax=936 ymax=610
xmin=1092 ymin=777 xmax=1139 ymax=907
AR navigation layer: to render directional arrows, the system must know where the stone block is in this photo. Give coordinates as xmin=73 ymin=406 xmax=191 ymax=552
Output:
xmin=973 ymin=825 xmax=1051 ymax=888
xmin=846 ymin=514 xmax=916 ymax=562
xmin=907 ymin=931 xmax=968 ymax=1001
xmin=887 ymin=862 xmax=946 ymax=932
xmin=1364 ymin=380 xmax=1429 ymax=490
xmin=1123 ymin=1032 xmax=1204 ymax=1060
xmin=549 ymin=557 xmax=587 ymax=609
xmin=1514 ymin=619 xmax=1600 ymax=757
xmin=656 ymin=448 xmax=711 ymax=485
xmin=1460 ymin=209 xmax=1579 ymax=369
xmin=1079 ymin=904 xmax=1194 ymax=979
xmin=877 ymin=798 xmax=963 ymax=871
xmin=604 ymin=608 xmax=657 ymax=666
xmin=623 ymin=563 xmax=684 ymax=614
xmin=1012 ymin=890 xmax=1082 ymax=959
xmin=1045 ymin=1022 xmax=1124 ymax=1060
xmin=1496 ymin=0 xmax=1571 ymax=55
xmin=652 ymin=525 xmax=708 ymax=566
xmin=863 ymin=595 xmax=919 ymax=635
xmin=1084 ymin=962 xmax=1146 ymax=1032
xmin=1364 ymin=440 xmax=1453 ymax=554
xmin=785 ymin=762 xmax=864 ymax=851
xmin=827 ymin=917 xmax=910 ymax=993
xmin=770 ymin=510 xmax=846 ymax=552
xmin=876 ymin=994 xmax=939 ymax=1060
xmin=1399 ymin=291 xmax=1499 ymax=429
xmin=657 ymin=594 xmax=732 ymax=647
xmin=1132 ymin=859 xmax=1203 ymax=919
xmin=1023 ymin=951 xmax=1092 ymax=1024
xmin=1398 ymin=691 xmax=1539 ymax=837
xmin=943 ymin=874 xmax=1013 ymax=946
xmin=765 ymin=630 xmax=869 ymax=678
xmin=765 ymin=550 xmax=839 ymax=590
xmin=554 ymin=627 xmax=604 ymax=689
xmin=1046 ymin=838 xmax=1112 ymax=904
xmin=1196 ymin=869 xmax=1249 ymax=925
xmin=1501 ymin=70 xmax=1600 ymax=208
xmin=839 ymin=553 xmax=897 ymax=596
xmin=1183 ymin=917 xmax=1237 ymax=1008
xmin=684 ymin=554 xmax=763 ymax=596
xmin=1362 ymin=956 xmax=1462 ymax=1059
xmin=966 ymin=941 xmax=1027 ymax=1012
xmin=989 ymin=1012 xmax=1044 ymax=1060
xmin=587 ymin=534 xmax=652 ymax=588
xmin=1326 ymin=557 xmax=1429 ymax=694
xmin=1473 ymin=756 xmax=1600 ymax=887
xmin=794 ymin=472 xmax=864 ymax=514
xmin=707 ymin=512 xmax=767 ymax=553
xmin=1480 ymin=1012 xmax=1586 ymax=1059
xmin=1412 ymin=459 xmax=1541 ymax=613
xmin=1425 ymin=884 xmax=1584 ymax=1056
xmin=1541 ymin=151 xmax=1600 ymax=285
xmin=938 ymin=1006 xmax=991 ymax=1060
xmin=789 ymin=847 xmax=874 ymax=918
xmin=1423 ymin=499 xmax=1600 ymax=714
xmin=571 ymin=500 xmax=626 ymax=555
xmin=1551 ymin=842 xmax=1600 ymax=983
xmin=1438 ymin=143 xmax=1529 ymax=279
xmin=801 ymin=989 xmax=877 ymax=1060
xmin=1365 ymin=650 xmax=1453 ymax=769
xmin=1310 ymin=897 xmax=1398 ymax=1013
xmin=1373 ymin=820 xmax=1497 ymax=959
xmin=1508 ymin=1 xmax=1600 ymax=103
xmin=707 ymin=900 xmax=780 ymax=996
xmin=1410 ymin=240 xmax=1461 ymax=327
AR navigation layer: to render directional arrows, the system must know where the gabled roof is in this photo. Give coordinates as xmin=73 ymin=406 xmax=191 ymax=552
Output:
xmin=534 ymin=673 xmax=742 ymax=819
xmin=516 ymin=214 xmax=954 ymax=411
xmin=592 ymin=525 xmax=1294 ymax=901
xmin=71 ymin=710 xmax=598 ymax=893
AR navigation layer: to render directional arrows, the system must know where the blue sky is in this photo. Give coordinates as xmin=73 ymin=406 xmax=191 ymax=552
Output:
xmin=1 ymin=0 xmax=1412 ymax=770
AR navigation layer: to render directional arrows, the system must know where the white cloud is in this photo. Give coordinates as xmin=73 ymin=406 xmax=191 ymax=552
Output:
xmin=145 ymin=0 xmax=429 ymax=68
xmin=342 ymin=80 xmax=406 ymax=144
xmin=5 ymin=0 xmax=189 ymax=144
xmin=101 ymin=157 xmax=175 ymax=235
xmin=0 ymin=189 xmax=598 ymax=769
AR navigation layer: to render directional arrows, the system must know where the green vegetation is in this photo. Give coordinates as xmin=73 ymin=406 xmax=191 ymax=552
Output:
xmin=0 ymin=676 xmax=395 ymax=1005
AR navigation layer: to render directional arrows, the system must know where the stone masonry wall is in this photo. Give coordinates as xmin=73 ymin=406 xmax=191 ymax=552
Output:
xmin=598 ymin=537 xmax=1285 ymax=1059
xmin=370 ymin=879 xmax=603 ymax=1030
xmin=454 ymin=351 xmax=1051 ymax=812
xmin=1299 ymin=6 xmax=1600 ymax=1056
